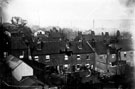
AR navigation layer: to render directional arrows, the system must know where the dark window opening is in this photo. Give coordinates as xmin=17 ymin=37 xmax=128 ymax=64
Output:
xmin=86 ymin=55 xmax=90 ymax=60
xmin=124 ymin=52 xmax=127 ymax=57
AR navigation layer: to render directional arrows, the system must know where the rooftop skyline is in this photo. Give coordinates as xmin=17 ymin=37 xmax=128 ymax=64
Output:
xmin=1 ymin=0 xmax=135 ymax=33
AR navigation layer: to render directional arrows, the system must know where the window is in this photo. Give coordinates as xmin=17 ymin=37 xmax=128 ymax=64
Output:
xmin=99 ymin=55 xmax=104 ymax=59
xmin=111 ymin=62 xmax=117 ymax=67
xmin=34 ymin=56 xmax=39 ymax=61
xmin=45 ymin=55 xmax=50 ymax=62
xmin=46 ymin=55 xmax=50 ymax=59
xmin=95 ymin=67 xmax=97 ymax=71
xmin=36 ymin=40 xmax=43 ymax=50
xmin=91 ymin=65 xmax=93 ymax=69
xmin=124 ymin=52 xmax=127 ymax=57
xmin=86 ymin=54 xmax=90 ymax=60
xmin=4 ymin=52 xmax=7 ymax=58
xmin=29 ymin=56 xmax=32 ymax=60
xmin=66 ymin=44 xmax=70 ymax=49
xmin=77 ymin=54 xmax=81 ymax=60
xmin=85 ymin=64 xmax=90 ymax=68
xmin=78 ymin=45 xmax=82 ymax=49
xmin=109 ymin=62 xmax=112 ymax=65
xmin=64 ymin=64 xmax=68 ymax=68
xmin=19 ymin=55 xmax=24 ymax=59
xmin=112 ymin=54 xmax=115 ymax=58
xmin=19 ymin=51 xmax=24 ymax=59
xmin=76 ymin=64 xmax=80 ymax=68
xmin=63 ymin=64 xmax=69 ymax=70
xmin=65 ymin=55 xmax=68 ymax=60
xmin=79 ymin=40 xmax=82 ymax=42
xmin=76 ymin=64 xmax=81 ymax=71
xmin=78 ymin=41 xmax=82 ymax=49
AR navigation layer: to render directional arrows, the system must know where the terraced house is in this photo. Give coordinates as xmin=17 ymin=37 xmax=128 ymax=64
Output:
xmin=31 ymin=40 xmax=95 ymax=72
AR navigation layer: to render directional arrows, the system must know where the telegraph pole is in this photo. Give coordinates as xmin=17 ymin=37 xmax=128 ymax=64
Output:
xmin=93 ymin=19 xmax=95 ymax=30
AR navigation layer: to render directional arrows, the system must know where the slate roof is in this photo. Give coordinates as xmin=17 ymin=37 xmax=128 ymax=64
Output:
xmin=32 ymin=41 xmax=66 ymax=55
xmin=69 ymin=41 xmax=94 ymax=54
xmin=94 ymin=41 xmax=107 ymax=55
xmin=91 ymin=38 xmax=133 ymax=55
xmin=11 ymin=37 xmax=28 ymax=50
xmin=83 ymin=34 xmax=106 ymax=41
xmin=49 ymin=32 xmax=62 ymax=38
xmin=116 ymin=39 xmax=134 ymax=51
xmin=32 ymin=40 xmax=94 ymax=55
xmin=82 ymin=34 xmax=93 ymax=41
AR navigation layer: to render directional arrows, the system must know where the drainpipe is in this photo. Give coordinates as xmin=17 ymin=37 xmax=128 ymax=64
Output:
xmin=28 ymin=45 xmax=32 ymax=60
xmin=106 ymin=49 xmax=110 ymax=73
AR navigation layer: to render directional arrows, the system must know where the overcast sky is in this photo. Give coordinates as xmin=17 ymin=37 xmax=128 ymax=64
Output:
xmin=4 ymin=0 xmax=135 ymax=32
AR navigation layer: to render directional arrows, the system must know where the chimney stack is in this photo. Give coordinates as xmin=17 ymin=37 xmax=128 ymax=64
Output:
xmin=105 ymin=32 xmax=109 ymax=37
xmin=91 ymin=31 xmax=95 ymax=36
xmin=78 ymin=40 xmax=83 ymax=49
xmin=102 ymin=32 xmax=104 ymax=36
